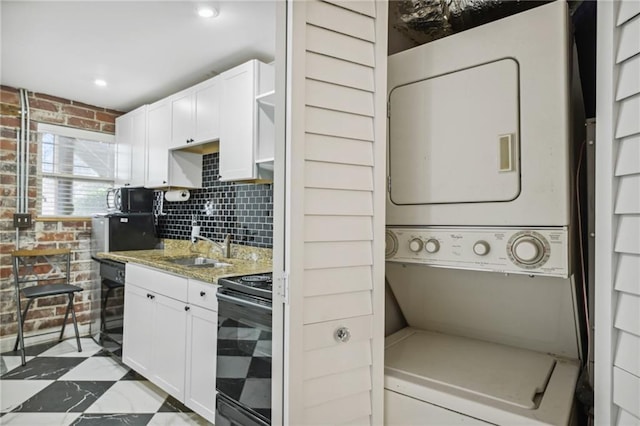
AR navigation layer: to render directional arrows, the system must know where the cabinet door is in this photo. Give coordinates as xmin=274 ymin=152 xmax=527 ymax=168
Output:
xmin=194 ymin=79 xmax=220 ymax=143
xmin=171 ymin=91 xmax=194 ymax=149
xmin=130 ymin=107 xmax=147 ymax=186
xmin=220 ymin=60 xmax=256 ymax=181
xmin=185 ymin=305 xmax=217 ymax=423
xmin=152 ymin=294 xmax=188 ymax=400
xmin=114 ymin=113 xmax=132 ymax=187
xmin=146 ymin=100 xmax=171 ymax=188
xmin=122 ymin=283 xmax=154 ymax=376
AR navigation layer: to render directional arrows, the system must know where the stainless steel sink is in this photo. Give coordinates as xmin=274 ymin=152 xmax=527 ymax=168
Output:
xmin=167 ymin=256 xmax=232 ymax=268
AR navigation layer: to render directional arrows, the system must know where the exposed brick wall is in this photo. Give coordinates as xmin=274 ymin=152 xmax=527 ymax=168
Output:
xmin=0 ymin=85 xmax=123 ymax=339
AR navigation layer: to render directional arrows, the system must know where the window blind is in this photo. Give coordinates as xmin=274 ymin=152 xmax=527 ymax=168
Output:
xmin=37 ymin=124 xmax=115 ymax=217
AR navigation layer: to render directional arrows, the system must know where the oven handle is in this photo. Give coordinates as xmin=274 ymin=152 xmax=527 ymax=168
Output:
xmin=217 ymin=292 xmax=272 ymax=313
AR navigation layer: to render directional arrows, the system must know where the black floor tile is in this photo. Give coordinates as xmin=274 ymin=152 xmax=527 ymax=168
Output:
xmin=14 ymin=380 xmax=116 ymax=413
xmin=70 ymin=413 xmax=154 ymax=425
xmin=1 ymin=340 xmax=59 ymax=357
xmin=120 ymin=369 xmax=147 ymax=381
xmin=1 ymin=357 xmax=85 ymax=380
xmin=158 ymin=395 xmax=193 ymax=413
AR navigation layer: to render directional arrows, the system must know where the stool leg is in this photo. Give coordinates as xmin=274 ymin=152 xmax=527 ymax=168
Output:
xmin=13 ymin=298 xmax=34 ymax=353
xmin=59 ymin=297 xmax=71 ymax=341
xmin=69 ymin=293 xmax=82 ymax=353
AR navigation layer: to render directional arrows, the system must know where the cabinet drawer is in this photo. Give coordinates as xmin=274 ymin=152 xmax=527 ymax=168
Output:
xmin=188 ymin=279 xmax=219 ymax=311
xmin=126 ymin=263 xmax=188 ymax=301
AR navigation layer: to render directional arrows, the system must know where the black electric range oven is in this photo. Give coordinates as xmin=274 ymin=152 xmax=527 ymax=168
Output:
xmin=216 ymin=273 xmax=272 ymax=426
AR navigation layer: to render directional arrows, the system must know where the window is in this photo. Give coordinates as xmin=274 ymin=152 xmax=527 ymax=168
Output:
xmin=37 ymin=123 xmax=115 ymax=217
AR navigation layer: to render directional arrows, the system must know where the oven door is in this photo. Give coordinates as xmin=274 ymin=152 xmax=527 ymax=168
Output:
xmin=216 ymin=288 xmax=272 ymax=424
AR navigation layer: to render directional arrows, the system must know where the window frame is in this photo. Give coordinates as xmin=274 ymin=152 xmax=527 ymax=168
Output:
xmin=36 ymin=123 xmax=115 ymax=219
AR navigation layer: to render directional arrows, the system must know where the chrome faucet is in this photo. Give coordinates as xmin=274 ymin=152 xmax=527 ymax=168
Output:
xmin=191 ymin=234 xmax=232 ymax=258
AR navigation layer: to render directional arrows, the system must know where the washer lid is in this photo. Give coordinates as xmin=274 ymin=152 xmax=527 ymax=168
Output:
xmin=385 ymin=329 xmax=556 ymax=410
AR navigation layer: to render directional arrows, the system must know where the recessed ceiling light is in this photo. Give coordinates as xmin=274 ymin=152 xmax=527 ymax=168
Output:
xmin=94 ymin=79 xmax=107 ymax=87
xmin=197 ymin=6 xmax=218 ymax=18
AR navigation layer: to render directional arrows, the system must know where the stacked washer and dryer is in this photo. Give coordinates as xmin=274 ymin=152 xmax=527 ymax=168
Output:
xmin=384 ymin=2 xmax=586 ymax=425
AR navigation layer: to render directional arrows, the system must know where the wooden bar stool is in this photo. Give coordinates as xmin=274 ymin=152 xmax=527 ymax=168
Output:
xmin=12 ymin=248 xmax=83 ymax=366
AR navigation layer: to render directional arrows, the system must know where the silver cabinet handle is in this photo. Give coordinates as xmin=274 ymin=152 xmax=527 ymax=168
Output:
xmin=334 ymin=327 xmax=351 ymax=343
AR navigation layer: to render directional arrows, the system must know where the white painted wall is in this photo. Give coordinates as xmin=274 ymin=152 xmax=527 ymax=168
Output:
xmin=595 ymin=1 xmax=640 ymax=424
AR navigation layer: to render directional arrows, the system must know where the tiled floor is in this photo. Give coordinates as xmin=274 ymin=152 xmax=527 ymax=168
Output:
xmin=0 ymin=338 xmax=212 ymax=425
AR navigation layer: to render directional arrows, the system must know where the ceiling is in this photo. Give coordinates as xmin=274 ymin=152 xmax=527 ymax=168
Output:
xmin=1 ymin=1 xmax=277 ymax=112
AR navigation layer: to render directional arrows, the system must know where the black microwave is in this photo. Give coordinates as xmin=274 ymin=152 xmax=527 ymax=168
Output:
xmin=107 ymin=187 xmax=155 ymax=213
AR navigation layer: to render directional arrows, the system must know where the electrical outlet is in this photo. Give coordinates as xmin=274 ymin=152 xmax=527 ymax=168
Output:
xmin=13 ymin=213 xmax=32 ymax=229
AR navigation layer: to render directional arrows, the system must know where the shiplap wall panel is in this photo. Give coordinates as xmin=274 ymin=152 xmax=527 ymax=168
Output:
xmin=344 ymin=416 xmax=372 ymax=425
xmin=617 ymin=15 xmax=640 ymax=63
xmin=324 ymin=0 xmax=376 ymax=18
xmin=616 ymin=55 xmax=640 ymax=100
xmin=305 ymin=161 xmax=373 ymax=191
xmin=304 ymin=266 xmax=372 ymax=297
xmin=615 ymin=254 xmax=640 ymax=296
xmin=614 ymin=215 xmax=640 ymax=254
xmin=306 ymin=79 xmax=374 ymax=116
xmin=615 ymin=136 xmax=640 ymax=175
xmin=616 ymin=409 xmax=640 ymax=426
xmin=306 ymin=25 xmax=375 ymax=67
xmin=614 ymin=292 xmax=640 ymax=335
xmin=306 ymin=53 xmax=374 ymax=92
xmin=618 ymin=0 xmax=640 ymax=25
xmin=305 ymin=188 xmax=373 ymax=216
xmin=304 ymin=316 xmax=373 ymax=350
xmin=304 ymin=291 xmax=372 ymax=324
xmin=615 ymin=95 xmax=640 ymax=139
xmin=303 ymin=367 xmax=372 ymax=408
xmin=304 ymin=340 xmax=372 ymax=380
xmin=614 ymin=175 xmax=640 ymax=213
xmin=613 ymin=367 xmax=640 ymax=418
xmin=306 ymin=0 xmax=375 ymax=42
xmin=303 ymin=391 xmax=372 ymax=425
xmin=304 ymin=216 xmax=373 ymax=242
xmin=305 ymin=134 xmax=374 ymax=166
xmin=307 ymin=107 xmax=374 ymax=141
xmin=304 ymin=241 xmax=372 ymax=269
xmin=614 ymin=331 xmax=640 ymax=377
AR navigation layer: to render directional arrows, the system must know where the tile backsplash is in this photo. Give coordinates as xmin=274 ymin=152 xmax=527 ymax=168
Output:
xmin=154 ymin=153 xmax=273 ymax=248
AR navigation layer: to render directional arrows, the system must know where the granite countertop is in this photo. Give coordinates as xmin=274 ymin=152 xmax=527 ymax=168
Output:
xmin=96 ymin=239 xmax=272 ymax=284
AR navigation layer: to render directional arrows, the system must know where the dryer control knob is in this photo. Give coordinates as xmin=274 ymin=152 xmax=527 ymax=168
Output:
xmin=473 ymin=241 xmax=490 ymax=256
xmin=425 ymin=239 xmax=440 ymax=253
xmin=409 ymin=238 xmax=423 ymax=253
xmin=512 ymin=238 xmax=543 ymax=264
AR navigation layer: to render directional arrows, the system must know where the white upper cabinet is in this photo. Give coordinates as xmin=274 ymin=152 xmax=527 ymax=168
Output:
xmin=219 ymin=60 xmax=274 ymax=181
xmin=170 ymin=77 xmax=220 ymax=149
xmin=146 ymin=98 xmax=202 ymax=189
xmin=115 ymin=105 xmax=147 ymax=187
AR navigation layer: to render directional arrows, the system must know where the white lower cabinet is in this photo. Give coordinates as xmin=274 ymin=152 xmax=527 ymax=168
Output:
xmin=123 ymin=265 xmax=217 ymax=423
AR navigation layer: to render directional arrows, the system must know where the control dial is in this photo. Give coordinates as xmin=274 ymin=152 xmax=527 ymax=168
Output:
xmin=409 ymin=238 xmax=423 ymax=253
xmin=385 ymin=230 xmax=398 ymax=259
xmin=425 ymin=239 xmax=440 ymax=254
xmin=473 ymin=241 xmax=490 ymax=256
xmin=507 ymin=231 xmax=551 ymax=269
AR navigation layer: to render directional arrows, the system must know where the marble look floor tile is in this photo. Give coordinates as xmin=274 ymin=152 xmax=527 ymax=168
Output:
xmin=84 ymin=380 xmax=167 ymax=413
xmin=0 ymin=380 xmax=53 ymax=413
xmin=0 ymin=357 xmax=85 ymax=380
xmin=119 ymin=369 xmax=147 ymax=381
xmin=157 ymin=395 xmax=192 ymax=413
xmin=1 ymin=341 xmax=59 ymax=357
xmin=0 ymin=412 xmax=81 ymax=425
xmin=148 ymin=412 xmax=212 ymax=425
xmin=69 ymin=413 xmax=154 ymax=425
xmin=13 ymin=381 xmax=115 ymax=413
xmin=38 ymin=339 xmax=102 ymax=358
xmin=58 ymin=357 xmax=129 ymax=382
xmin=0 ymin=356 xmax=35 ymax=375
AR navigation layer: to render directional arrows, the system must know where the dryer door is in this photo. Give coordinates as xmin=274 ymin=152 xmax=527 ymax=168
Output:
xmin=388 ymin=58 xmax=520 ymax=206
